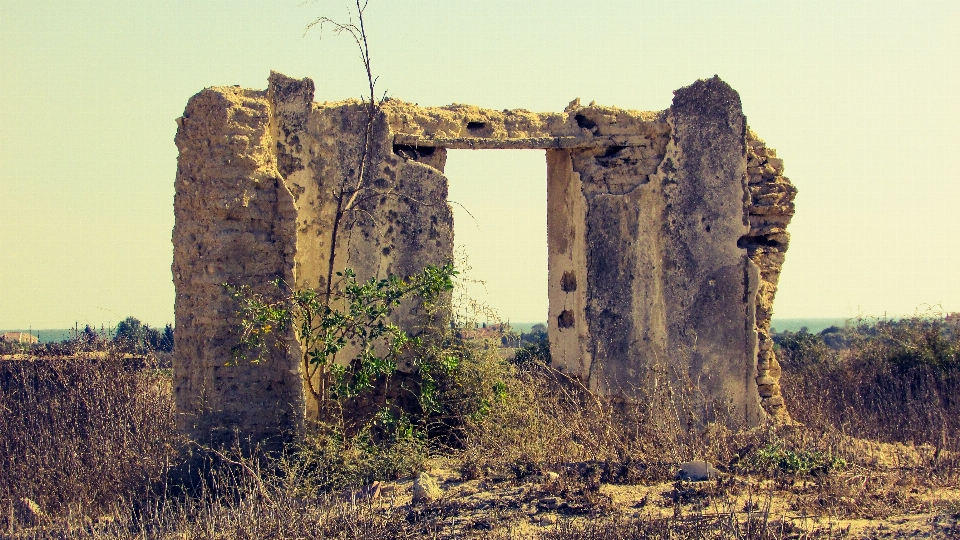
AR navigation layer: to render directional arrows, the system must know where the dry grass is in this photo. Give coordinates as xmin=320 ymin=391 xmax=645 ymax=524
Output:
xmin=779 ymin=317 xmax=960 ymax=452
xmin=0 ymin=351 xmax=177 ymax=528
xmin=451 ymin=339 xmax=763 ymax=484
xmin=2 ymin=317 xmax=959 ymax=538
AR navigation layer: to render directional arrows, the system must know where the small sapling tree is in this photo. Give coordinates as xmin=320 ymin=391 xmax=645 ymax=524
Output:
xmin=226 ymin=263 xmax=456 ymax=425
xmin=228 ymin=1 xmax=462 ymax=436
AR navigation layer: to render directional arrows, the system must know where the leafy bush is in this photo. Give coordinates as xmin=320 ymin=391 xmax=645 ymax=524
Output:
xmin=293 ymin=419 xmax=428 ymax=494
xmin=227 ymin=263 xmax=456 ymax=427
xmin=114 ymin=317 xmax=174 ymax=354
xmin=519 ymin=323 xmax=548 ymax=347
xmin=512 ymin=340 xmax=551 ymax=365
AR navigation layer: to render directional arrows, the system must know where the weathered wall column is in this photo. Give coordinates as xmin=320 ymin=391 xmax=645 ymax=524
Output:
xmin=546 ymin=149 xmax=593 ymax=378
xmin=654 ymin=77 xmax=763 ymax=427
xmin=173 ymin=86 xmax=303 ymax=448
xmin=549 ymin=77 xmax=765 ymax=427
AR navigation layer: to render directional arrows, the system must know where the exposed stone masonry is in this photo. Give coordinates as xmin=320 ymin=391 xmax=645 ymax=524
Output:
xmin=172 ymin=87 xmax=302 ymax=447
xmin=745 ymin=131 xmax=798 ymax=420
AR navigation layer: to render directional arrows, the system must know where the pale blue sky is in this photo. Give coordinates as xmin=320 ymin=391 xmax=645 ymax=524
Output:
xmin=2 ymin=0 xmax=959 ymax=328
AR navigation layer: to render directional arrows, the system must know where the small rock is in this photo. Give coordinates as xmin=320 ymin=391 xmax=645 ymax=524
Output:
xmin=14 ymin=497 xmax=44 ymax=527
xmin=676 ymin=461 xmax=719 ymax=482
xmin=764 ymin=395 xmax=785 ymax=407
xmin=412 ymin=472 xmax=443 ymax=504
xmin=472 ymin=518 xmax=493 ymax=530
xmin=757 ymin=383 xmax=777 ymax=398
xmin=341 ymin=481 xmax=382 ymax=502
xmin=756 ymin=375 xmax=777 ymax=386
xmin=538 ymin=514 xmax=557 ymax=526
xmin=538 ymin=496 xmax=565 ymax=510
xmin=484 ymin=467 xmax=512 ymax=482
xmin=524 ymin=471 xmax=559 ymax=484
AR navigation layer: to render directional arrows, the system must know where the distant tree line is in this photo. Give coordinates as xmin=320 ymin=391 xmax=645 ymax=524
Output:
xmin=0 ymin=317 xmax=173 ymax=356
xmin=514 ymin=323 xmax=550 ymax=365
xmin=113 ymin=317 xmax=174 ymax=354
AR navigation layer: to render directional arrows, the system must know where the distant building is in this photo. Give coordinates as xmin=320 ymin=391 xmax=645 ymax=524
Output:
xmin=454 ymin=323 xmax=520 ymax=347
xmin=2 ymin=331 xmax=39 ymax=344
xmin=946 ymin=313 xmax=960 ymax=331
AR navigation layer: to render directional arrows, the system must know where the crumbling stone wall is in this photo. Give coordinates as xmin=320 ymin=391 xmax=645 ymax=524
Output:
xmin=744 ymin=131 xmax=797 ymax=421
xmin=173 ymin=72 xmax=796 ymax=446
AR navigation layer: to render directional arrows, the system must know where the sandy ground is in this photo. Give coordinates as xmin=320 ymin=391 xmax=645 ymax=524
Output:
xmin=349 ymin=458 xmax=960 ymax=538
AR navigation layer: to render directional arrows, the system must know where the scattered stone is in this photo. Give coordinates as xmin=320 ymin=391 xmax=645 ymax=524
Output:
xmin=538 ymin=513 xmax=557 ymax=526
xmin=676 ymin=461 xmax=719 ymax=482
xmin=764 ymin=395 xmax=785 ymax=407
xmin=523 ymin=471 xmax=560 ymax=484
xmin=484 ymin=467 xmax=512 ymax=482
xmin=13 ymin=497 xmax=44 ymax=527
xmin=412 ymin=473 xmax=443 ymax=504
xmin=538 ymin=496 xmax=565 ymax=510
xmin=341 ymin=481 xmax=382 ymax=502
xmin=472 ymin=518 xmax=494 ymax=530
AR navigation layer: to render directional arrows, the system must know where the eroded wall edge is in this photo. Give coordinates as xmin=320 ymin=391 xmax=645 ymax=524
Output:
xmin=744 ymin=131 xmax=797 ymax=420
xmin=267 ymin=72 xmax=455 ymax=422
xmin=173 ymin=86 xmax=302 ymax=449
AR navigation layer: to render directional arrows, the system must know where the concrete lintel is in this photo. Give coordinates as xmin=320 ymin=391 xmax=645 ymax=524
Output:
xmin=393 ymin=134 xmax=650 ymax=150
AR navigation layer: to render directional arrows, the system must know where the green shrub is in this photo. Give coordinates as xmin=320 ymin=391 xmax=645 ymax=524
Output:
xmin=513 ymin=341 xmax=551 ymax=365
xmin=738 ymin=440 xmax=846 ymax=476
xmin=226 ymin=263 xmax=456 ymax=429
xmin=292 ymin=419 xmax=428 ymax=494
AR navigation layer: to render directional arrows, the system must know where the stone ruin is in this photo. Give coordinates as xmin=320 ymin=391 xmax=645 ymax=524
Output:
xmin=173 ymin=72 xmax=796 ymax=447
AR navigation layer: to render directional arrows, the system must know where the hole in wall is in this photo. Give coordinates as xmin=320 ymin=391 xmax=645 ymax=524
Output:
xmin=561 ymin=271 xmax=577 ymax=292
xmin=444 ymin=150 xmax=547 ymax=333
xmin=737 ymin=235 xmax=781 ymax=249
xmin=557 ymin=310 xmax=575 ymax=328
xmin=602 ymin=145 xmax=627 ymax=158
xmin=393 ymin=144 xmax=436 ymax=161
xmin=466 ymin=121 xmax=487 ymax=131
xmin=574 ymin=113 xmax=597 ymax=131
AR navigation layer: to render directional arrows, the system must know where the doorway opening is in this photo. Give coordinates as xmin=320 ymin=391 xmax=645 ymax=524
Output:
xmin=443 ymin=150 xmax=548 ymax=342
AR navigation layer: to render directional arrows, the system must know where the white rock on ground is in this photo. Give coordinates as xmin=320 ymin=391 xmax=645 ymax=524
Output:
xmin=412 ymin=472 xmax=443 ymax=504
xmin=676 ymin=461 xmax=720 ymax=482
